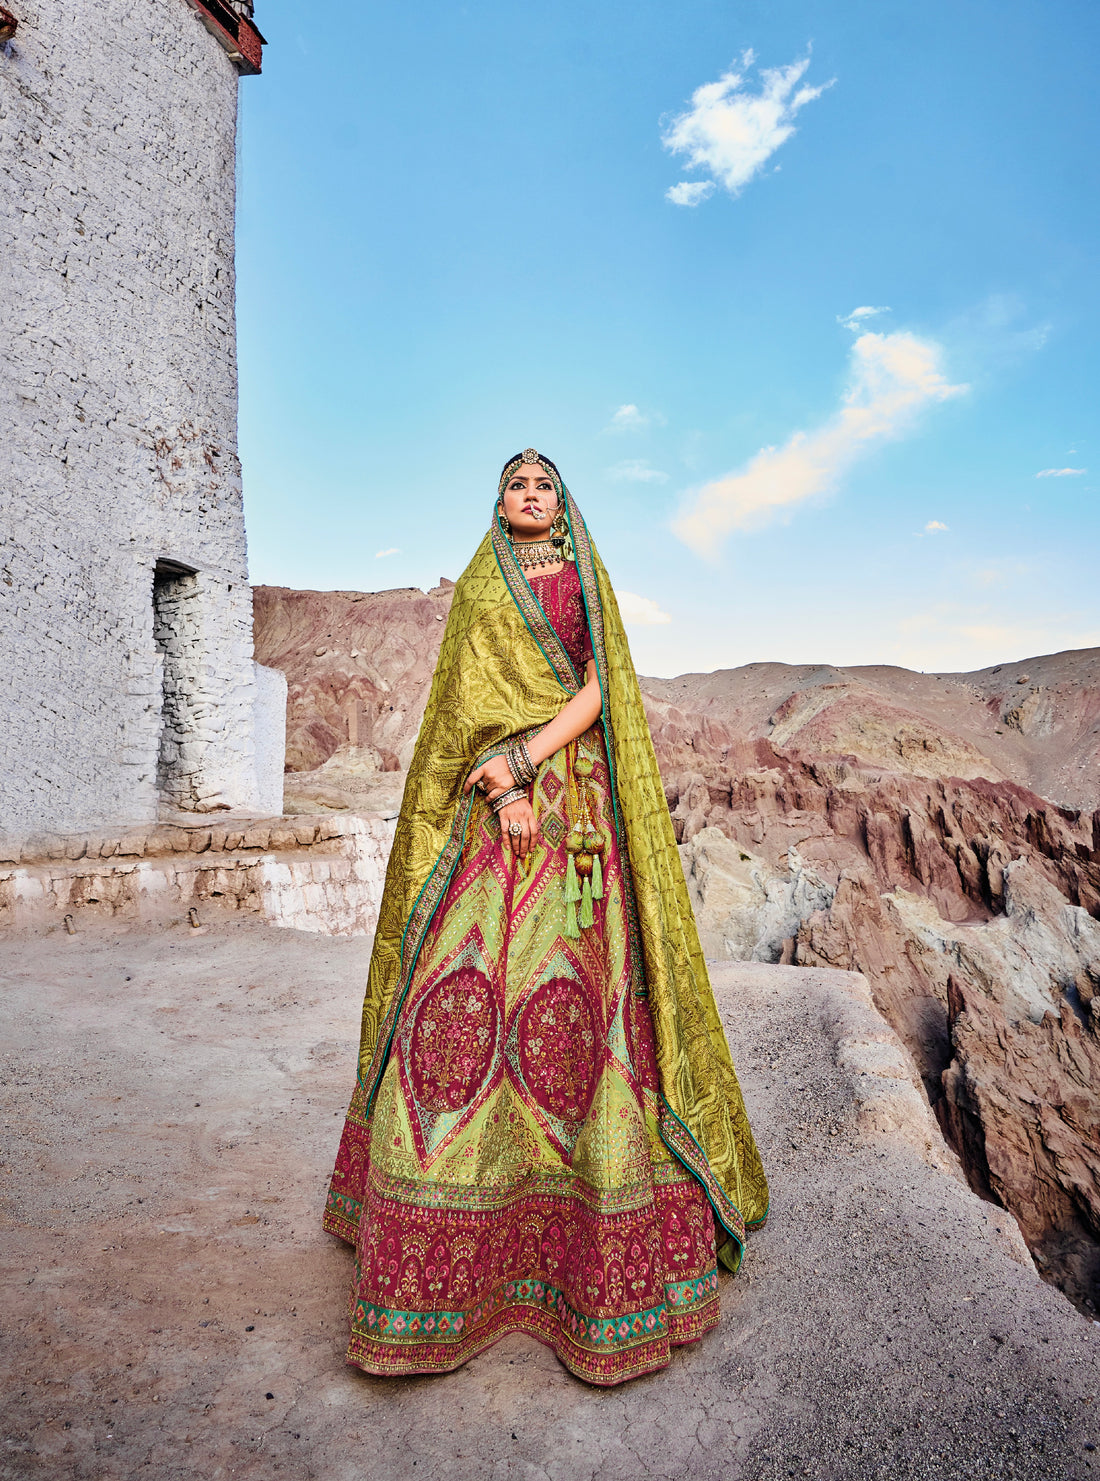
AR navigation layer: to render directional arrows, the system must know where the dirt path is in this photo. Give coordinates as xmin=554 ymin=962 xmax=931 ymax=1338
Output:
xmin=1 ymin=919 xmax=1096 ymax=1480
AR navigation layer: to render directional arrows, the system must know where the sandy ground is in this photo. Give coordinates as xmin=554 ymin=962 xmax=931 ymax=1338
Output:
xmin=1 ymin=917 xmax=1098 ymax=1481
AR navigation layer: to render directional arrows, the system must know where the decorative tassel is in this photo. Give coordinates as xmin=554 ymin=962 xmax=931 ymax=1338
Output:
xmin=590 ymin=851 xmax=603 ymax=901
xmin=579 ymin=875 xmax=594 ymax=929
xmin=565 ymin=897 xmax=580 ymax=939
xmin=565 ymin=850 xmax=581 ymax=903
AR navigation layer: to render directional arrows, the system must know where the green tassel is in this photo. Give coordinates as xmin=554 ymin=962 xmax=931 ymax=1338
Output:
xmin=579 ymin=875 xmax=594 ymax=929
xmin=565 ymin=851 xmax=581 ymax=903
xmin=590 ymin=851 xmax=603 ymax=901
xmin=565 ymin=897 xmax=580 ymax=938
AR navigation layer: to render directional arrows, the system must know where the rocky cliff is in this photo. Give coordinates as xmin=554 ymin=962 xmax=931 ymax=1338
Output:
xmin=252 ymin=583 xmax=1100 ymax=1316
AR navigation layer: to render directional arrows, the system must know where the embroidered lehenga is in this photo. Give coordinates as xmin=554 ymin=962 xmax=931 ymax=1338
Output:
xmin=325 ymin=462 xmax=768 ymax=1386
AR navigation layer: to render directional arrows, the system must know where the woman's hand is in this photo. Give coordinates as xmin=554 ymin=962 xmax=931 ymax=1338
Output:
xmin=464 ymin=754 xmax=537 ymax=865
xmin=464 ymin=754 xmax=514 ymax=801
xmin=497 ymin=796 xmax=538 ymax=865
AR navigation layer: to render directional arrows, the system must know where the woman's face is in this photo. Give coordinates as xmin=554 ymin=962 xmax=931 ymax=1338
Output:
xmin=500 ymin=463 xmax=559 ymax=538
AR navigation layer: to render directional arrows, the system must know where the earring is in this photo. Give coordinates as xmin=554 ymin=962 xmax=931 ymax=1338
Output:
xmin=497 ymin=500 xmax=512 ymax=537
xmin=551 ymin=507 xmax=574 ymax=561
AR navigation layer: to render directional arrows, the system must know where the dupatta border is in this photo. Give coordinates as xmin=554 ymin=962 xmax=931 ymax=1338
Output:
xmin=564 ymin=489 xmax=645 ymax=992
xmin=354 ymin=721 xmax=550 ymax=1112
xmin=356 ymin=787 xmax=477 ymax=1107
xmin=491 ymin=510 xmax=582 ymax=695
xmin=658 ymin=1100 xmax=753 ymax=1252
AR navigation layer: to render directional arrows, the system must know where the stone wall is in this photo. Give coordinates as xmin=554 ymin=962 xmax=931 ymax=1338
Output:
xmin=0 ymin=0 xmax=269 ymax=836
xmin=0 ymin=813 xmax=395 ymax=938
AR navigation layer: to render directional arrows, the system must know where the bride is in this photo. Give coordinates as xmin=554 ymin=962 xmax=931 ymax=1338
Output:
xmin=324 ymin=449 xmax=768 ymax=1385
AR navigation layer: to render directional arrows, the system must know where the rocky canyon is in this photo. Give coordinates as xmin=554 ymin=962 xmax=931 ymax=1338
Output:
xmin=253 ymin=583 xmax=1100 ymax=1316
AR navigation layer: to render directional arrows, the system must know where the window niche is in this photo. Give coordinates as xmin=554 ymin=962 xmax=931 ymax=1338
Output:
xmin=152 ymin=558 xmax=200 ymax=810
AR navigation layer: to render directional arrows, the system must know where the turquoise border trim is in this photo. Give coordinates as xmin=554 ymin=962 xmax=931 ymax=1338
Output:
xmin=564 ymin=491 xmax=624 ymax=845
xmin=491 ymin=509 xmax=579 ymax=695
xmin=658 ymin=1096 xmax=750 ymax=1256
xmin=356 ymin=787 xmax=478 ymax=1109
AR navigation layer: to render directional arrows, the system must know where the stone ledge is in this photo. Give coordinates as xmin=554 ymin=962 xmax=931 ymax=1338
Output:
xmin=0 ymin=812 xmax=396 ymax=938
xmin=0 ymin=813 xmax=369 ymax=867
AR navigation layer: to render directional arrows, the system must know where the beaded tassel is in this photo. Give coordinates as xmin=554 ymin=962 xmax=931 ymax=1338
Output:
xmin=565 ymin=896 xmax=580 ymax=939
xmin=590 ymin=849 xmax=603 ymax=901
xmin=579 ymin=875 xmax=594 ymax=929
xmin=565 ymin=849 xmax=581 ymax=903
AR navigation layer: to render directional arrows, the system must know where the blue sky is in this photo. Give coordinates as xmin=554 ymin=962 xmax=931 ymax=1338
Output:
xmin=237 ymin=0 xmax=1099 ymax=677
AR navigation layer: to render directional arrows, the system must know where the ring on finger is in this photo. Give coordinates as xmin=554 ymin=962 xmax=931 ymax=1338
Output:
xmin=508 ymin=821 xmax=523 ymax=836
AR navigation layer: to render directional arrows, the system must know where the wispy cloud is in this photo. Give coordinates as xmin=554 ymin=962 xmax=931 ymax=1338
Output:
xmin=607 ymin=460 xmax=669 ymax=485
xmin=971 ymin=558 xmax=1030 ymax=588
xmin=944 ymin=293 xmax=1051 ymax=378
xmin=893 ymin=603 xmax=1100 ymax=671
xmin=662 ymin=49 xmax=833 ymax=204
xmin=673 ymin=329 xmax=967 ymax=557
xmin=605 ymin=403 xmax=664 ymax=433
xmin=374 ymin=547 xmax=400 ymax=558
xmin=1036 ymin=467 xmax=1086 ymax=478
xmin=616 ymin=591 xmax=672 ymax=626
xmin=923 ymin=520 xmax=949 ymax=533
xmin=838 ymin=305 xmax=890 ymax=332
xmin=665 ymin=180 xmax=715 ymax=207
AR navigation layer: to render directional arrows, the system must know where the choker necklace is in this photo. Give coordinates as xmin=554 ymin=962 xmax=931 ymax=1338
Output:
xmin=512 ymin=537 xmax=565 ymax=571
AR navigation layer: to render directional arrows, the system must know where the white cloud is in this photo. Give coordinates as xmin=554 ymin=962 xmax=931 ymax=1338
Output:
xmin=615 ymin=591 xmax=672 ymax=626
xmin=924 ymin=520 xmax=949 ymax=533
xmin=666 ymin=180 xmax=715 ymax=207
xmin=607 ymin=403 xmax=646 ymax=431
xmin=662 ymin=50 xmax=833 ymax=202
xmin=1036 ymin=467 xmax=1086 ymax=478
xmin=892 ymin=604 xmax=1100 ymax=672
xmin=838 ymin=305 xmax=890 ymax=332
xmin=374 ymin=547 xmax=400 ymax=558
xmin=607 ymin=460 xmax=669 ymax=485
xmin=605 ymin=403 xmax=665 ymax=433
xmin=673 ymin=329 xmax=967 ymax=557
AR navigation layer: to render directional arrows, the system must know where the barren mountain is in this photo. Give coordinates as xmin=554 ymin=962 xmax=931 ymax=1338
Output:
xmin=253 ymin=582 xmax=456 ymax=775
xmin=253 ymin=584 xmax=1100 ymax=1315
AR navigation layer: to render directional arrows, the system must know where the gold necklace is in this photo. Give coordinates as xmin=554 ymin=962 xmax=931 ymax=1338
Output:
xmin=512 ymin=537 xmax=565 ymax=571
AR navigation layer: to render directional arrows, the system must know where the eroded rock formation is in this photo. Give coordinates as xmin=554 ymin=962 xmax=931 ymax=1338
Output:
xmin=253 ymin=582 xmax=455 ymax=774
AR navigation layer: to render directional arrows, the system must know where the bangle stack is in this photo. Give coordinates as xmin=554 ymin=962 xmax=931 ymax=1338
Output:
xmin=506 ymin=738 xmax=537 ymax=788
xmin=490 ymin=786 xmax=526 ymax=814
xmin=488 ymin=740 xmax=538 ymax=815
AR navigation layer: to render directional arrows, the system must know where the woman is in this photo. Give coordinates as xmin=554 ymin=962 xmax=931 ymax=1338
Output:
xmin=324 ymin=450 xmax=768 ymax=1386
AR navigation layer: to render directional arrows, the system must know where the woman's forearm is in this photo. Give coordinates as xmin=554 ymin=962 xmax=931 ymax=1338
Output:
xmin=527 ymin=662 xmax=602 ymax=766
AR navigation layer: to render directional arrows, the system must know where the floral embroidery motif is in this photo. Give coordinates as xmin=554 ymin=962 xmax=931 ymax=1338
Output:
xmin=515 ymin=975 xmax=600 ymax=1126
xmin=408 ymin=966 xmax=498 ymax=1114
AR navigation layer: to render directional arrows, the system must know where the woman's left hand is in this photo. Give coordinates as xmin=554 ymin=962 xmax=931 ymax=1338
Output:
xmin=497 ymin=796 xmax=538 ymax=865
xmin=464 ymin=754 xmax=514 ymax=800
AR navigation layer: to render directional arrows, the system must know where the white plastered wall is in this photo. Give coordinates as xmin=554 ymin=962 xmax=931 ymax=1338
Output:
xmin=0 ymin=0 xmax=279 ymax=835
